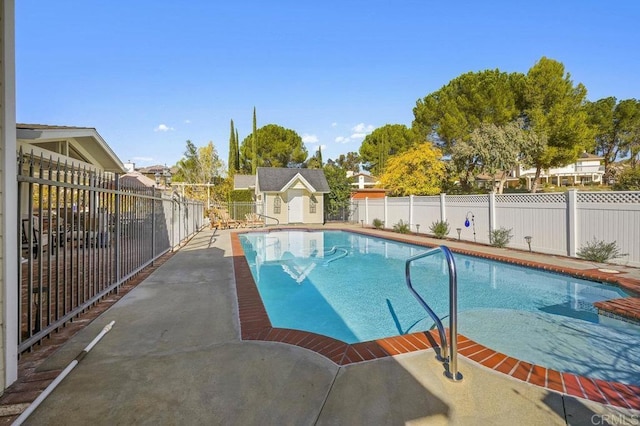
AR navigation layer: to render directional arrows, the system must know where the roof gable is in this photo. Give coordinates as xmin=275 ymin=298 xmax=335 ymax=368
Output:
xmin=281 ymin=173 xmax=316 ymax=192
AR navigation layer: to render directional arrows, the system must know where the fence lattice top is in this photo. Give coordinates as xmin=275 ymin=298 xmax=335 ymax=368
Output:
xmin=496 ymin=193 xmax=566 ymax=203
xmin=446 ymin=195 xmax=489 ymax=204
xmin=577 ymin=192 xmax=640 ymax=204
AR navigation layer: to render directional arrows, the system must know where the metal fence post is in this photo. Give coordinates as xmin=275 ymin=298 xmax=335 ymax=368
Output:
xmin=171 ymin=197 xmax=175 ymax=250
xmin=151 ymin=189 xmax=156 ymax=264
xmin=114 ymin=174 xmax=121 ymax=287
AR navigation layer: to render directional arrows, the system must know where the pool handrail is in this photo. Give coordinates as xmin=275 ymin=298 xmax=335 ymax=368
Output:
xmin=254 ymin=212 xmax=279 ymax=226
xmin=405 ymin=245 xmax=462 ymax=382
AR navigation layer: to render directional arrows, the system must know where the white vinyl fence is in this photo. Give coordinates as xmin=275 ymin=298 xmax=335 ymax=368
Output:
xmin=353 ymin=190 xmax=640 ymax=267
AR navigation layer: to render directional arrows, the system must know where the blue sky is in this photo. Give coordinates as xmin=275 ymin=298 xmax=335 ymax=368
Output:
xmin=16 ymin=1 xmax=640 ymax=171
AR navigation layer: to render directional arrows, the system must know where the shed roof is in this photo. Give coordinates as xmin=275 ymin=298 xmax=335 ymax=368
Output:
xmin=257 ymin=167 xmax=329 ymax=193
xmin=234 ymin=174 xmax=256 ymax=190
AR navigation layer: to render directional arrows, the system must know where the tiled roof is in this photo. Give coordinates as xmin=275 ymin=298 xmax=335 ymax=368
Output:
xmin=137 ymin=165 xmax=167 ymax=173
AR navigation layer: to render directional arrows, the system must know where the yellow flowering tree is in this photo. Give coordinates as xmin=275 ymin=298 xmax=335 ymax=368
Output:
xmin=379 ymin=143 xmax=445 ymax=196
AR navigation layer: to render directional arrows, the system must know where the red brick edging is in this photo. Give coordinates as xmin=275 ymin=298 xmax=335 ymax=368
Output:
xmin=231 ymin=229 xmax=640 ymax=410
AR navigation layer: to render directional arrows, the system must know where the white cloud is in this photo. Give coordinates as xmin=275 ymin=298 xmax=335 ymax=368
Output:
xmin=334 ymin=123 xmax=375 ymax=144
xmin=302 ymin=134 xmax=319 ymax=143
xmin=184 ymin=119 xmax=191 ymax=124
xmin=331 ymin=122 xmax=338 ymax=127
xmin=352 ymin=123 xmax=374 ymax=133
xmin=154 ymin=124 xmax=174 ymax=132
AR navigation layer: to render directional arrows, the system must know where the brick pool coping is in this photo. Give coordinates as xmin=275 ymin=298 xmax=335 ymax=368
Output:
xmin=231 ymin=229 xmax=640 ymax=410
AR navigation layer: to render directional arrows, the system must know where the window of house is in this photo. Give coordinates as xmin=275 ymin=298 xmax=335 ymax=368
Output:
xmin=274 ymin=195 xmax=281 ymax=214
xmin=309 ymin=196 xmax=317 ymax=214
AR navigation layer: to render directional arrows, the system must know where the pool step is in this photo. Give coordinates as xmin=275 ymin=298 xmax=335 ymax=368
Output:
xmin=594 ymin=297 xmax=640 ymax=325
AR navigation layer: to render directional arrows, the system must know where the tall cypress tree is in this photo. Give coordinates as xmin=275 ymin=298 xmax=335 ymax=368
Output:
xmin=228 ymin=119 xmax=236 ymax=176
xmin=235 ymin=128 xmax=240 ymax=172
xmin=252 ymin=107 xmax=258 ymax=174
xmin=317 ymin=146 xmax=323 ymax=167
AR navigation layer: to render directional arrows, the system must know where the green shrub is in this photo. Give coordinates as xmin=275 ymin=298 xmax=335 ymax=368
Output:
xmin=393 ymin=220 xmax=410 ymax=234
xmin=613 ymin=167 xmax=640 ymax=190
xmin=489 ymin=227 xmax=512 ymax=248
xmin=577 ymin=238 xmax=627 ymax=263
xmin=230 ymin=189 xmax=253 ymax=202
xmin=372 ymin=218 xmax=384 ymax=229
xmin=429 ymin=220 xmax=450 ymax=239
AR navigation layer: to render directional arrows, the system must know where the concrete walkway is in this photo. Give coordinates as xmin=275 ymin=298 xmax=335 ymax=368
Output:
xmin=23 ymin=228 xmax=640 ymax=425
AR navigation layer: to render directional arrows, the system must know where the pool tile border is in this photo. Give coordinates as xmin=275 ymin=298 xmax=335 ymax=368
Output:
xmin=231 ymin=229 xmax=640 ymax=410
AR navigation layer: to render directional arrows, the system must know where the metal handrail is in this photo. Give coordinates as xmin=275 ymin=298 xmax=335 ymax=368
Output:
xmin=255 ymin=212 xmax=279 ymax=226
xmin=405 ymin=245 xmax=462 ymax=381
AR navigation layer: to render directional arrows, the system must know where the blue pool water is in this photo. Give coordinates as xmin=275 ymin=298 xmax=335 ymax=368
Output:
xmin=239 ymin=230 xmax=640 ymax=384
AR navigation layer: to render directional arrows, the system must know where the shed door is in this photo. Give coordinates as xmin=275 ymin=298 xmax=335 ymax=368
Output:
xmin=288 ymin=190 xmax=304 ymax=223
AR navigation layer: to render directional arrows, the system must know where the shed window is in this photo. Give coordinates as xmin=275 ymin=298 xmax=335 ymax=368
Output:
xmin=309 ymin=196 xmax=317 ymax=214
xmin=274 ymin=195 xmax=281 ymax=214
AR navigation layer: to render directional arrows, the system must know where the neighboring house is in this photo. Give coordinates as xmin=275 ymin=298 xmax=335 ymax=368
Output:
xmin=351 ymin=188 xmax=387 ymax=200
xmin=347 ymin=171 xmax=378 ymax=189
xmin=474 ymin=171 xmax=520 ymax=191
xmin=517 ymin=152 xmax=605 ymax=189
xmin=475 ymin=153 xmax=606 ymax=191
xmin=346 ymin=172 xmax=386 ymax=199
xmin=236 ymin=168 xmax=330 ymax=224
xmin=17 ymin=124 xmax=125 ymax=174
xmin=119 ymin=171 xmax=159 ymax=188
xmin=136 ymin=164 xmax=174 ymax=184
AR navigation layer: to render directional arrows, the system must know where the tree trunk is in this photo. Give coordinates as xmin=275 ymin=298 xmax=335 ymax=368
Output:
xmin=498 ymin=174 xmax=507 ymax=194
xmin=530 ymin=166 xmax=542 ymax=193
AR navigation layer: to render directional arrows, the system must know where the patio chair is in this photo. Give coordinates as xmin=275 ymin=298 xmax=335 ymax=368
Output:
xmin=213 ymin=208 xmax=241 ymax=229
xmin=244 ymin=212 xmax=264 ymax=228
xmin=21 ymin=216 xmax=49 ymax=259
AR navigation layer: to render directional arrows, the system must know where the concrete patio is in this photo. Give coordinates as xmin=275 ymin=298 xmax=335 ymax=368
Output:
xmin=10 ymin=227 xmax=640 ymax=425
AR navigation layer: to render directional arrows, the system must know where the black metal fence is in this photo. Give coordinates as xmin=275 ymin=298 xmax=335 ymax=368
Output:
xmin=226 ymin=201 xmax=262 ymax=221
xmin=324 ymin=202 xmax=358 ymax=223
xmin=17 ymin=151 xmax=204 ymax=352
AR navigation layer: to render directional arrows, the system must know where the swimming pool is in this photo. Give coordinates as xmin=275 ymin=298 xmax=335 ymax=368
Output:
xmin=239 ymin=230 xmax=640 ymax=385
